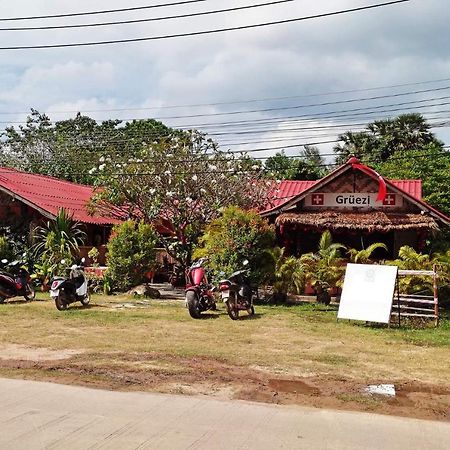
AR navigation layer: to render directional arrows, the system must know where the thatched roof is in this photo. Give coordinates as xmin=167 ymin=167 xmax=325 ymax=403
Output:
xmin=276 ymin=211 xmax=439 ymax=232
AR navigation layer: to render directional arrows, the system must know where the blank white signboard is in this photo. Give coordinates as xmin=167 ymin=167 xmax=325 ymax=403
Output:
xmin=337 ymin=264 xmax=398 ymax=323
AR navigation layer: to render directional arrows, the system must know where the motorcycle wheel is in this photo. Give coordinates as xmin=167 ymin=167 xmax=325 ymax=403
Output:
xmin=186 ymin=291 xmax=201 ymax=319
xmin=55 ymin=294 xmax=67 ymax=311
xmin=24 ymin=283 xmax=36 ymax=301
xmin=0 ymin=296 xmax=5 ymax=304
xmin=226 ymin=301 xmax=239 ymax=320
xmin=80 ymin=293 xmax=90 ymax=306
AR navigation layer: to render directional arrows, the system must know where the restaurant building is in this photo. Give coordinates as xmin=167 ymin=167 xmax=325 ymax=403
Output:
xmin=261 ymin=157 xmax=450 ymax=257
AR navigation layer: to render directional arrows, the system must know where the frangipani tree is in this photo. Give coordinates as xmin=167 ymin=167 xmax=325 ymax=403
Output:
xmin=92 ymin=130 xmax=273 ymax=267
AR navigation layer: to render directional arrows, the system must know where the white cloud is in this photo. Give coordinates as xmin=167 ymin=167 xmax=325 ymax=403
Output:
xmin=0 ymin=0 xmax=449 ymax=156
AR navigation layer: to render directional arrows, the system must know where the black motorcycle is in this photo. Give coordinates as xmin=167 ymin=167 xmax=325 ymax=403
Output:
xmin=218 ymin=261 xmax=254 ymax=320
xmin=0 ymin=258 xmax=35 ymax=303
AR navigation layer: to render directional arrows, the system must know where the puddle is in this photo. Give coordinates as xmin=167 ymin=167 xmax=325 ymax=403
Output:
xmin=269 ymin=379 xmax=320 ymax=395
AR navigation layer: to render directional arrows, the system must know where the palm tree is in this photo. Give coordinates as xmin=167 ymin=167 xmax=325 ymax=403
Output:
xmin=302 ymin=231 xmax=346 ymax=304
xmin=348 ymin=242 xmax=387 ymax=263
xmin=266 ymin=247 xmax=306 ymax=302
xmin=390 ymin=246 xmax=433 ymax=294
xmin=32 ymin=208 xmax=86 ymax=271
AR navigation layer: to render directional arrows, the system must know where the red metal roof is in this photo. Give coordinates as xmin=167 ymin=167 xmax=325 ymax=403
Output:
xmin=271 ymin=180 xmax=317 ymax=209
xmin=271 ymin=178 xmax=422 ymax=208
xmin=0 ymin=167 xmax=120 ymax=226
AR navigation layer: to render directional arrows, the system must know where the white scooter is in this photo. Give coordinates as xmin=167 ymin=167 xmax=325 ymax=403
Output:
xmin=50 ymin=258 xmax=90 ymax=311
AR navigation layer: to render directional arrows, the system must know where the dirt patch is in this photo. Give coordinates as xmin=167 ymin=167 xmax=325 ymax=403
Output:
xmin=0 ymin=351 xmax=448 ymax=422
xmin=268 ymin=379 xmax=320 ymax=395
xmin=0 ymin=344 xmax=81 ymax=361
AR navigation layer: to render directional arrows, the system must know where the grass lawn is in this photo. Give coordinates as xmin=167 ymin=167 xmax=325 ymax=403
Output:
xmin=1 ymin=293 xmax=449 ymax=420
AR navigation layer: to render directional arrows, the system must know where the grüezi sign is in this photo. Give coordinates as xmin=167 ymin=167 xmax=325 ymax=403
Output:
xmin=306 ymin=192 xmax=399 ymax=208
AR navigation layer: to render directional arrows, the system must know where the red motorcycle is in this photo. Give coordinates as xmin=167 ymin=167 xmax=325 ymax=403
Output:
xmin=0 ymin=258 xmax=35 ymax=303
xmin=185 ymin=258 xmax=216 ymax=319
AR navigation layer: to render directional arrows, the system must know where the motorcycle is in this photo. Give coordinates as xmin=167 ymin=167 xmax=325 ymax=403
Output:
xmin=0 ymin=258 xmax=35 ymax=303
xmin=218 ymin=261 xmax=255 ymax=320
xmin=185 ymin=258 xmax=216 ymax=319
xmin=50 ymin=258 xmax=90 ymax=311
xmin=170 ymin=263 xmax=186 ymax=288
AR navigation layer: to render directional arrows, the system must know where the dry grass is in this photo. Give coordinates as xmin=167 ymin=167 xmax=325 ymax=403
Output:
xmin=0 ymin=293 xmax=449 ymax=385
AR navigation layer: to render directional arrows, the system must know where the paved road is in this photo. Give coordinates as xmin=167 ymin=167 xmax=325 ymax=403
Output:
xmin=1 ymin=378 xmax=449 ymax=450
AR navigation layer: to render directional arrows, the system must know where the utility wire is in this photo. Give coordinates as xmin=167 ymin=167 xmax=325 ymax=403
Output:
xmin=1 ymin=114 xmax=449 ymax=147
xmin=0 ymin=0 xmax=211 ymax=22
xmin=2 ymin=76 xmax=450 ymax=115
xmin=0 ymin=1 xmax=297 ymax=31
xmin=3 ymin=100 xmax=450 ymax=135
xmin=2 ymin=149 xmax=448 ymax=179
xmin=0 ymin=0 xmax=410 ymax=50
xmin=1 ymin=87 xmax=448 ymax=126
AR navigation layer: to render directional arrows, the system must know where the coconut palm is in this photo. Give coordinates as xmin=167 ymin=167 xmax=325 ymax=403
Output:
xmin=348 ymin=242 xmax=388 ymax=263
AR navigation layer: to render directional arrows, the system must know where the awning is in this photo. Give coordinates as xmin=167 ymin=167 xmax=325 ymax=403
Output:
xmin=276 ymin=211 xmax=438 ymax=232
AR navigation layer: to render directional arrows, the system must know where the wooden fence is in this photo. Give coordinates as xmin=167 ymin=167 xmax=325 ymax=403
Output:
xmin=391 ymin=266 xmax=439 ymax=326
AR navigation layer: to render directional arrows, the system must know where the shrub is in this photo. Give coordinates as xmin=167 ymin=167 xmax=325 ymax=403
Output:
xmin=194 ymin=206 xmax=275 ymax=285
xmin=0 ymin=236 xmax=13 ymax=261
xmin=88 ymin=247 xmax=100 ymax=267
xmin=106 ymin=221 xmax=158 ymax=292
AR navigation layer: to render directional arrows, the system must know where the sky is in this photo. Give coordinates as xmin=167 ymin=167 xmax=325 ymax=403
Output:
xmin=1 ymin=0 xmax=449 ymax=161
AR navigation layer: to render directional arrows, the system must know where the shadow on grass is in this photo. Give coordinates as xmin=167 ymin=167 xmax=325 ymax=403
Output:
xmin=237 ymin=313 xmax=264 ymax=321
xmin=197 ymin=313 xmax=220 ymax=320
xmin=0 ymin=298 xmax=47 ymax=305
xmin=59 ymin=304 xmax=94 ymax=311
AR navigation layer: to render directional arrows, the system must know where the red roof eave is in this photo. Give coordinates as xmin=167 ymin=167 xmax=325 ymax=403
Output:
xmin=0 ymin=167 xmax=121 ymax=226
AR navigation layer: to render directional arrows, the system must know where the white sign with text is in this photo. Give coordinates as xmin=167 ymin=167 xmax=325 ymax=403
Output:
xmin=305 ymin=192 xmax=399 ymax=208
xmin=337 ymin=264 xmax=398 ymax=323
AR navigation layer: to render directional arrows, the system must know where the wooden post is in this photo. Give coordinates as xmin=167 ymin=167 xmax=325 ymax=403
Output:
xmin=433 ymin=264 xmax=439 ymax=327
xmin=396 ymin=276 xmax=401 ymax=328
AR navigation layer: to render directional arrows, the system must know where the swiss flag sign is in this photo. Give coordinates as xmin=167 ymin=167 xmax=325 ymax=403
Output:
xmin=382 ymin=194 xmax=396 ymax=206
xmin=311 ymin=193 xmax=324 ymax=205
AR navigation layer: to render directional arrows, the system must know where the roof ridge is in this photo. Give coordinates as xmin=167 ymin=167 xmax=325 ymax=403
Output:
xmin=0 ymin=166 xmax=94 ymax=188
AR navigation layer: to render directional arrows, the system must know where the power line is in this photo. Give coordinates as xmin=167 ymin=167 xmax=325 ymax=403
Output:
xmin=1 ymin=87 xmax=448 ymax=126
xmin=3 ymin=100 xmax=450 ymax=136
xmin=0 ymin=0 xmax=211 ymax=22
xmin=0 ymin=1 xmax=297 ymax=32
xmin=3 ymin=76 xmax=450 ymax=115
xmin=0 ymin=0 xmax=410 ymax=50
xmin=2 ymin=148 xmax=448 ymax=179
xmin=1 ymin=113 xmax=449 ymax=149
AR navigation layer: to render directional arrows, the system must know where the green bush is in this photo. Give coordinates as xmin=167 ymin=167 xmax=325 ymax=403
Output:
xmin=106 ymin=221 xmax=158 ymax=292
xmin=0 ymin=236 xmax=13 ymax=261
xmin=194 ymin=206 xmax=275 ymax=285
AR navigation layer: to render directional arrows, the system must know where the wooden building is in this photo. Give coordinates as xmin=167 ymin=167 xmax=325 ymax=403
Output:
xmin=261 ymin=158 xmax=450 ymax=257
